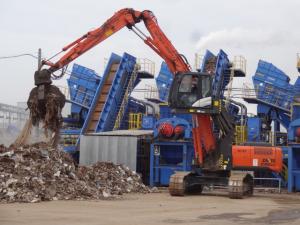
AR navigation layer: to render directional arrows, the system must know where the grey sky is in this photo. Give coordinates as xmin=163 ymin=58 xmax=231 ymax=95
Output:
xmin=1 ymin=0 xmax=300 ymax=113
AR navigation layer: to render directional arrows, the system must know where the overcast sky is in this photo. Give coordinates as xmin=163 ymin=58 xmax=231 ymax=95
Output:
xmin=1 ymin=0 xmax=300 ymax=113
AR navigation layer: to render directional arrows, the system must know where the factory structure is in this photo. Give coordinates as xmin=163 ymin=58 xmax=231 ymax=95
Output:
xmin=2 ymin=9 xmax=300 ymax=223
xmin=3 ymin=47 xmax=298 ymax=192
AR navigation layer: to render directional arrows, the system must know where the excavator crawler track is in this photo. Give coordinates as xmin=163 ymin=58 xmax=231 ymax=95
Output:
xmin=169 ymin=172 xmax=191 ymax=196
xmin=228 ymin=171 xmax=253 ymax=199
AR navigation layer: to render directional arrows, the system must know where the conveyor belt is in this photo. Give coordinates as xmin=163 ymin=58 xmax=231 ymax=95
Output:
xmin=86 ymin=63 xmax=119 ymax=132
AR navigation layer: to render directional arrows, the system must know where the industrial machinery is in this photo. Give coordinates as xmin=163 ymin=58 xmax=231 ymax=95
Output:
xmin=149 ymin=102 xmax=193 ymax=186
xmin=150 ymin=117 xmax=194 ymax=186
xmin=243 ymin=60 xmax=296 ymax=146
xmin=31 ymin=8 xmax=283 ymax=198
xmin=243 ymin=59 xmax=300 ymax=191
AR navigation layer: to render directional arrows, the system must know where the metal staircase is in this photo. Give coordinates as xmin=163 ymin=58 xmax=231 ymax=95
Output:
xmin=114 ymin=65 xmax=139 ymax=130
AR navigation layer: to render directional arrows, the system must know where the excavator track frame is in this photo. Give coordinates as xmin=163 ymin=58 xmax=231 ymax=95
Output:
xmin=228 ymin=171 xmax=254 ymax=199
xmin=169 ymin=170 xmax=254 ymax=199
xmin=169 ymin=172 xmax=190 ymax=196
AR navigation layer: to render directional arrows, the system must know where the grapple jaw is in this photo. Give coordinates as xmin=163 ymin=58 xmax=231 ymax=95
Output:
xmin=34 ymin=69 xmax=52 ymax=86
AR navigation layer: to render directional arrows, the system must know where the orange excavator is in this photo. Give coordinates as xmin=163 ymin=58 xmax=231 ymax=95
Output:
xmin=31 ymin=8 xmax=282 ymax=198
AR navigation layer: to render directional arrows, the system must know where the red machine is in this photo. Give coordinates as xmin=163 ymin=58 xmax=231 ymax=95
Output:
xmin=232 ymin=146 xmax=282 ymax=173
xmin=33 ymin=8 xmax=283 ymax=198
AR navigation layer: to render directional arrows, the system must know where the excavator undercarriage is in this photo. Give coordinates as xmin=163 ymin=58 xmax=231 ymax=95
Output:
xmin=169 ymin=170 xmax=254 ymax=199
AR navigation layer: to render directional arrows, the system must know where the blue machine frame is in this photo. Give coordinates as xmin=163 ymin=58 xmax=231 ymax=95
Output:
xmin=150 ymin=141 xmax=194 ymax=186
xmin=287 ymin=145 xmax=300 ymax=192
xmin=150 ymin=117 xmax=193 ymax=186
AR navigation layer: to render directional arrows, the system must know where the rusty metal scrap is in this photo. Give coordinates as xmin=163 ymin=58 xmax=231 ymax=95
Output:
xmin=27 ymin=85 xmax=65 ymax=133
xmin=0 ymin=143 xmax=150 ymax=203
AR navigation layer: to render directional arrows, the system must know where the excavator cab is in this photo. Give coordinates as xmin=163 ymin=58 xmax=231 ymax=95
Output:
xmin=168 ymin=72 xmax=219 ymax=114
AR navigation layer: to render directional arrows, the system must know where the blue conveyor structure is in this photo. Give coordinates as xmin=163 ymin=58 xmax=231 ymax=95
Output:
xmin=199 ymin=50 xmax=245 ymax=120
xmin=244 ymin=60 xmax=300 ymax=143
xmin=80 ymin=52 xmax=136 ymax=134
xmin=155 ymin=62 xmax=173 ymax=102
xmin=62 ymin=52 xmax=149 ymax=153
xmin=200 ymin=50 xmax=231 ymax=99
xmin=200 ymin=49 xmax=245 ymax=98
xmin=67 ymin=64 xmax=102 ymax=121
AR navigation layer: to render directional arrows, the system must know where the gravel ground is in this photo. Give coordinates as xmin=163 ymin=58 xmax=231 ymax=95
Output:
xmin=1 ymin=191 xmax=300 ymax=225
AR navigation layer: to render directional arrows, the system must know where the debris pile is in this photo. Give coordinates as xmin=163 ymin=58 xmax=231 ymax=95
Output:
xmin=0 ymin=143 xmax=150 ymax=203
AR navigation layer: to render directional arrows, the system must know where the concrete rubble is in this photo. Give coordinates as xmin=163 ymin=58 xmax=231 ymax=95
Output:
xmin=0 ymin=143 xmax=150 ymax=203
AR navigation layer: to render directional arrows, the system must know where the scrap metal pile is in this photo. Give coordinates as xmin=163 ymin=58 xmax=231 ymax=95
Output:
xmin=27 ymin=84 xmax=65 ymax=133
xmin=0 ymin=143 xmax=150 ymax=203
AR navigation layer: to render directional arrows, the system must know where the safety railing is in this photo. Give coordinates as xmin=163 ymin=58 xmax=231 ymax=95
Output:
xmin=60 ymin=134 xmax=78 ymax=146
xmin=225 ymin=68 xmax=235 ymax=108
xmin=234 ymin=125 xmax=247 ymax=145
xmin=144 ymin=84 xmax=159 ymax=100
xmin=233 ymin=55 xmax=247 ymax=74
xmin=194 ymin=53 xmax=204 ymax=71
xmin=241 ymin=83 xmax=256 ymax=98
xmin=137 ymin=58 xmax=155 ymax=75
xmin=254 ymin=177 xmax=282 ymax=193
xmin=104 ymin=57 xmax=155 ymax=75
xmin=128 ymin=113 xmax=142 ymax=129
xmin=225 ymin=56 xmax=247 ymax=103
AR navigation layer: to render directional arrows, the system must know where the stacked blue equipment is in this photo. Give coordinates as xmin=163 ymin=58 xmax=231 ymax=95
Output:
xmin=62 ymin=64 xmax=102 ymax=153
xmin=67 ymin=64 xmax=101 ymax=120
xmin=245 ymin=60 xmax=300 ymax=142
xmin=62 ymin=52 xmax=147 ymax=154
xmin=80 ymin=52 xmax=137 ymax=135
xmin=155 ymin=62 xmax=173 ymax=102
xmin=95 ymin=53 xmax=136 ymax=132
xmin=199 ymin=50 xmax=243 ymax=121
xmin=252 ymin=60 xmax=295 ymax=112
xmin=200 ymin=50 xmax=232 ymax=99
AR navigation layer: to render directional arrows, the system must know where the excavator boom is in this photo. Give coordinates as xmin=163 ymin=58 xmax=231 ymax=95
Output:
xmin=43 ymin=8 xmax=190 ymax=74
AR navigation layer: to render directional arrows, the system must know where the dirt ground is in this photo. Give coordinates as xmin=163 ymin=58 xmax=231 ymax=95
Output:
xmin=1 ymin=191 xmax=300 ymax=225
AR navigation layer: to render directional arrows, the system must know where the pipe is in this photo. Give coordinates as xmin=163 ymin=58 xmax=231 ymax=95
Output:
xmin=130 ymin=97 xmax=158 ymax=116
xmin=226 ymin=99 xmax=247 ymax=126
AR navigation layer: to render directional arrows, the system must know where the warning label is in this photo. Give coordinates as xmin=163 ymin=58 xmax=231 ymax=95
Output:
xmin=253 ymin=159 xmax=258 ymax=166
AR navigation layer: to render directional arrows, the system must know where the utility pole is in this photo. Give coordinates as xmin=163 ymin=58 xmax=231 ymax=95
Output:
xmin=35 ymin=48 xmax=42 ymax=138
xmin=38 ymin=48 xmax=42 ymax=71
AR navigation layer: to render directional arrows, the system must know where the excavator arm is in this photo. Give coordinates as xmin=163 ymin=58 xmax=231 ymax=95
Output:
xmin=43 ymin=8 xmax=190 ymax=75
